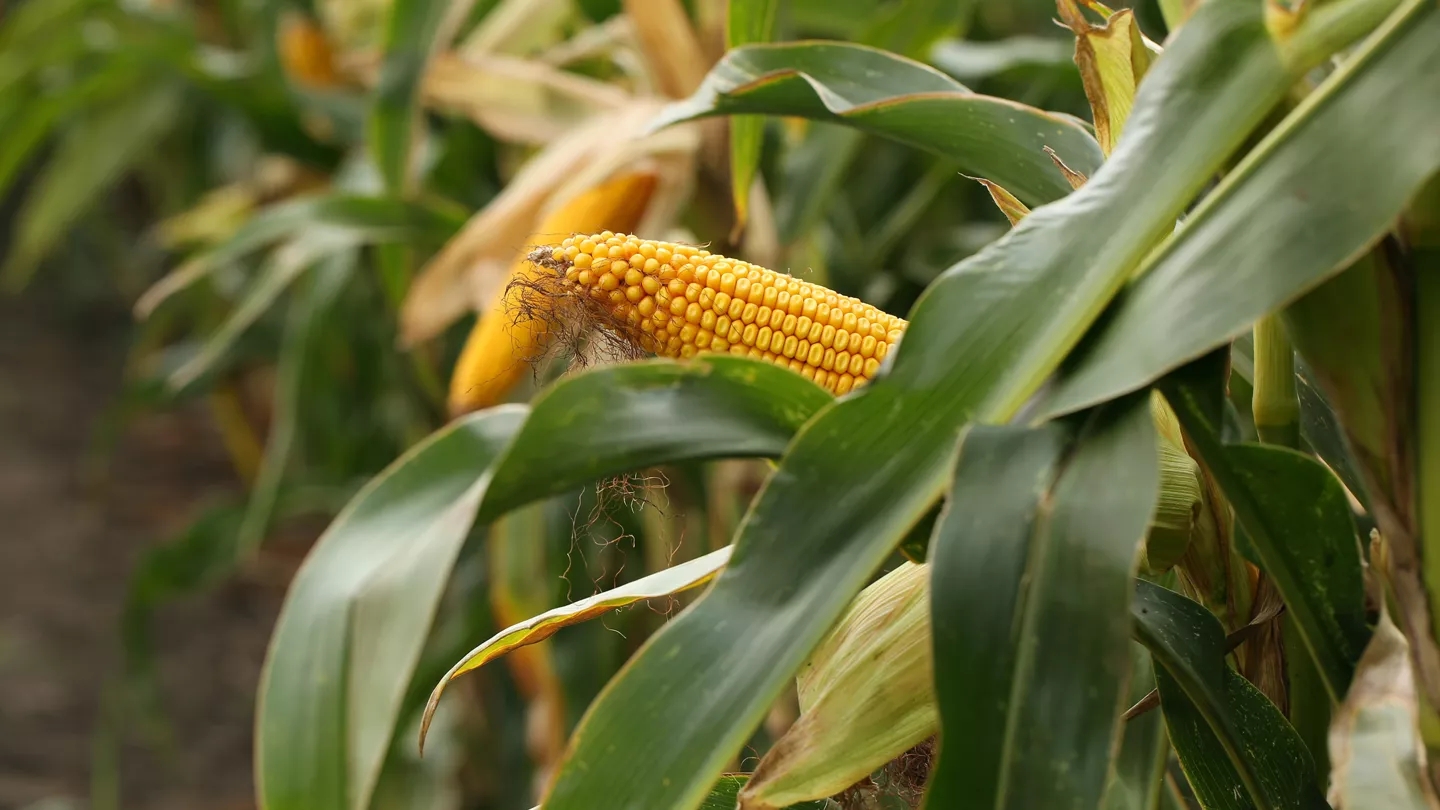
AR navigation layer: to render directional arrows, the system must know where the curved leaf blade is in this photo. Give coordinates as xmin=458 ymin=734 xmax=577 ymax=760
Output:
xmin=477 ymin=356 xmax=831 ymax=517
xmin=1133 ymin=580 xmax=1327 ymax=810
xmin=649 ymin=41 xmax=1103 ymax=206
xmin=926 ymin=396 xmax=1159 ymax=810
xmin=136 ymin=193 xmax=465 ymax=319
xmin=2 ymin=84 xmax=181 ymax=290
xmin=1042 ymin=0 xmax=1440 ymax=418
xmin=257 ymin=406 xmax=528 ymax=810
xmin=260 ymin=356 xmax=828 ymax=810
xmin=1160 ymin=357 xmax=1369 ymax=702
xmin=420 ymin=544 xmax=733 ymax=746
xmin=539 ymin=3 xmax=1387 ymax=807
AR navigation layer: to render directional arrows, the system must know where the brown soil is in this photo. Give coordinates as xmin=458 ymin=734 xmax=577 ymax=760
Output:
xmin=0 ymin=297 xmax=281 ymax=810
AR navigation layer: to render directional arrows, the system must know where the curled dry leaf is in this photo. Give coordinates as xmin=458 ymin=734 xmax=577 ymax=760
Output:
xmin=1327 ymin=609 xmax=1440 ymax=810
xmin=1057 ymin=0 xmax=1153 ymax=156
xmin=400 ymin=98 xmax=697 ymax=347
xmin=419 ymin=545 xmax=734 ymax=753
xmin=971 ymin=176 xmax=1031 ymax=226
xmin=354 ymin=51 xmax=632 ymax=145
xmin=623 ymin=0 xmax=711 ymax=99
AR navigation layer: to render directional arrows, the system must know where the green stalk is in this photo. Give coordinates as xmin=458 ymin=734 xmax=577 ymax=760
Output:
xmin=1252 ymin=315 xmax=1301 ymax=447
xmin=1251 ymin=313 xmax=1330 ymax=789
xmin=1408 ymin=174 xmax=1440 ymax=655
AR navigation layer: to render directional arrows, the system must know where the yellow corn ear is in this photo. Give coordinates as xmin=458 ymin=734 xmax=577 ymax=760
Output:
xmin=278 ymin=11 xmax=342 ymax=90
xmin=447 ymin=172 xmax=658 ymax=415
xmin=545 ymin=233 xmax=908 ymax=395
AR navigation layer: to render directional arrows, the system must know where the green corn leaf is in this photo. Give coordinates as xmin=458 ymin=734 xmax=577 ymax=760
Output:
xmin=167 ymin=228 xmax=364 ymax=392
xmin=929 ymin=35 xmax=1076 ymax=84
xmin=136 ymin=193 xmax=465 ymax=319
xmin=369 ymin=0 xmax=452 ymax=194
xmin=1103 ymin=641 xmax=1171 ymax=810
xmin=2 ymin=84 xmax=182 ymax=290
xmin=925 ymin=395 xmax=1159 ymax=810
xmin=235 ymin=249 xmax=358 ymax=555
xmin=648 ymin=41 xmax=1103 ymax=206
xmin=0 ymin=60 xmax=149 ymax=203
xmin=257 ymin=405 xmax=527 ymax=810
xmin=1133 ymin=580 xmax=1327 ymax=810
xmin=725 ymin=0 xmax=778 ymax=231
xmin=256 ymin=356 xmax=828 ymax=810
xmin=536 ymin=3 xmax=1398 ymax=807
xmin=1041 ymin=0 xmax=1440 ymax=418
xmin=1159 ymin=352 xmax=1370 ymax=702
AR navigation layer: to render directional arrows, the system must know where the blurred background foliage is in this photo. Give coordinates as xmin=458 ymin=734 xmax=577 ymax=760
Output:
xmin=0 ymin=0 xmax=1163 ymax=807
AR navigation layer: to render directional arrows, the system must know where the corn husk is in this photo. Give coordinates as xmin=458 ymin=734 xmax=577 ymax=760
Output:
xmin=1057 ymin=0 xmax=1153 ymax=156
xmin=738 ymin=563 xmax=934 ymax=809
xmin=446 ymin=170 xmax=660 ymax=415
xmin=400 ymin=99 xmax=697 ymax=347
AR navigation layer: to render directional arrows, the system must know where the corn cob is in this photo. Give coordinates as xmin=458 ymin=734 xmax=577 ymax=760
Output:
xmin=534 ymin=232 xmax=908 ymax=395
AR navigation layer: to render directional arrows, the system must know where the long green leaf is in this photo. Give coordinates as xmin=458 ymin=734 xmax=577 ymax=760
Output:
xmin=236 ymin=250 xmax=357 ymax=554
xmin=370 ymin=0 xmax=452 ymax=193
xmin=476 ymin=358 xmax=831 ymax=515
xmin=1042 ymin=0 xmax=1440 ymax=418
xmin=648 ymin=41 xmax=1102 ymax=206
xmin=926 ymin=396 xmax=1159 ymax=809
xmin=168 ymin=228 xmax=363 ymax=391
xmin=140 ymin=193 xmax=462 ymax=328
xmin=257 ymin=356 xmax=827 ymax=810
xmin=1103 ymin=642 xmax=1171 ymax=810
xmin=0 ymin=61 xmax=149 ymax=202
xmin=1133 ymin=581 xmax=1327 ymax=810
xmin=257 ymin=406 xmax=527 ymax=810
xmin=2 ymin=84 xmax=181 ymax=290
xmin=1159 ymin=354 xmax=1370 ymax=701
xmin=537 ymin=3 xmax=1387 ymax=807
xmin=726 ymin=0 xmax=778 ymax=229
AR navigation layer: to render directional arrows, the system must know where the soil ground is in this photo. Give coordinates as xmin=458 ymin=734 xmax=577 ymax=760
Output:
xmin=0 ymin=295 xmax=280 ymax=810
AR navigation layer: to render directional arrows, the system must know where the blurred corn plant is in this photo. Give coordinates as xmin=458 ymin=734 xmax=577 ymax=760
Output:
xmin=12 ymin=0 xmax=1439 ymax=809
xmin=249 ymin=0 xmax=1440 ymax=806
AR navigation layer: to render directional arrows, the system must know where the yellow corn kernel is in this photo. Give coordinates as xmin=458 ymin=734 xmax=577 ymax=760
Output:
xmin=540 ymin=233 xmax=908 ymax=395
xmin=447 ymin=174 xmax=658 ymax=416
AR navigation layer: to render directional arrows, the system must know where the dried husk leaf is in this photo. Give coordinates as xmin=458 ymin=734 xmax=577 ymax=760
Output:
xmin=739 ymin=563 xmax=934 ymax=809
xmin=446 ymin=169 xmax=660 ymax=415
xmin=973 ymin=176 xmax=1032 ymax=226
xmin=346 ymin=51 xmax=631 ymax=145
xmin=622 ymin=0 xmax=710 ymax=99
xmin=1328 ymin=608 xmax=1440 ymax=809
xmin=1057 ymin=0 xmax=1153 ymax=156
xmin=401 ymin=100 xmax=669 ymax=347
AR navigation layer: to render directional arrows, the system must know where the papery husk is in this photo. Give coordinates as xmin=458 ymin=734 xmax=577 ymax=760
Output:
xmin=738 ymin=563 xmax=934 ymax=810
